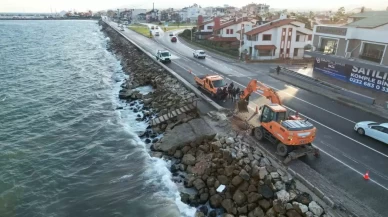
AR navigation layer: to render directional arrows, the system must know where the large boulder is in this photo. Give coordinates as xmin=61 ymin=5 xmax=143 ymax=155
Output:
xmin=237 ymin=205 xmax=248 ymax=215
xmin=199 ymin=205 xmax=208 ymax=215
xmin=286 ymin=209 xmax=302 ymax=217
xmin=222 ymin=199 xmax=236 ymax=214
xmin=232 ymin=176 xmax=244 ymax=186
xmin=225 ymin=137 xmax=234 ymax=145
xmin=298 ymin=203 xmax=308 ymax=213
xmin=217 ymin=175 xmax=229 ymax=185
xmin=308 ymin=201 xmax=323 ymax=216
xmin=239 ymin=169 xmax=250 ymax=181
xmin=247 ymin=207 xmax=265 ymax=217
xmin=233 ymin=190 xmax=247 ymax=206
xmin=247 ymin=192 xmax=262 ymax=203
xmin=182 ymin=154 xmax=196 ymax=165
xmin=296 ymin=192 xmax=312 ymax=205
xmin=225 ymin=165 xmax=235 ymax=177
xmin=193 ymin=178 xmax=206 ymax=190
xmin=209 ymin=194 xmax=223 ymax=208
xmin=199 ymin=193 xmax=209 ymax=204
xmin=258 ymin=199 xmax=271 ymax=211
xmin=259 ymin=185 xmax=273 ymax=199
xmin=272 ymin=199 xmax=286 ymax=214
xmin=258 ymin=167 xmax=268 ymax=180
xmin=276 ymin=190 xmax=290 ymax=202
xmin=207 ymin=176 xmax=216 ymax=187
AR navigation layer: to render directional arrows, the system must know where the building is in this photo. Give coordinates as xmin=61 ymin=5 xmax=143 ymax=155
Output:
xmin=186 ymin=4 xmax=205 ymax=23
xmin=209 ymin=17 xmax=258 ymax=45
xmin=306 ymin=11 xmax=388 ymax=93
xmin=146 ymin=9 xmax=159 ymax=22
xmin=241 ymin=3 xmax=269 ymax=16
xmin=240 ymin=14 xmax=312 ymax=60
xmin=160 ymin=8 xmax=174 ymax=21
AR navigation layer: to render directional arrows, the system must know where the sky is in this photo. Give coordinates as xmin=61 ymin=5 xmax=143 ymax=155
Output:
xmin=1 ymin=0 xmax=386 ymax=13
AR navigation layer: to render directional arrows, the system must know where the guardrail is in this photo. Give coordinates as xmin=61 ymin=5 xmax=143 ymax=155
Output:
xmin=270 ymin=67 xmax=376 ymax=105
xmin=101 ymin=20 xmax=225 ymax=112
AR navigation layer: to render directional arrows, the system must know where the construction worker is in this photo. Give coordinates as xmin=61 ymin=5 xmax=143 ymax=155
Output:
xmin=228 ymin=82 xmax=234 ymax=99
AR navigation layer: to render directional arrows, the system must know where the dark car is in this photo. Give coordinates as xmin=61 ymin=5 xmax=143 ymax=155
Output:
xmin=171 ymin=36 xmax=177 ymax=42
xmin=169 ymin=33 xmax=174 ymax=36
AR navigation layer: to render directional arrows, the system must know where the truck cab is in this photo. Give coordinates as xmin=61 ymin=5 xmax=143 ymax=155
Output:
xmin=155 ymin=50 xmax=171 ymax=63
xmin=195 ymin=75 xmax=226 ymax=97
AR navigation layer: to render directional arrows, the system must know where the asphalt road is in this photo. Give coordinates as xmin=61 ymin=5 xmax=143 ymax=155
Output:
xmin=108 ymin=21 xmax=388 ymax=215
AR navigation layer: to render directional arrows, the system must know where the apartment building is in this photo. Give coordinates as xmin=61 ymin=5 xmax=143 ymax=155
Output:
xmin=306 ymin=11 xmax=388 ymax=93
xmin=240 ymin=15 xmax=312 ymax=60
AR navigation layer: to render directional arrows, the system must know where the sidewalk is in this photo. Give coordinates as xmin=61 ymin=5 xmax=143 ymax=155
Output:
xmin=286 ymin=66 xmax=387 ymax=107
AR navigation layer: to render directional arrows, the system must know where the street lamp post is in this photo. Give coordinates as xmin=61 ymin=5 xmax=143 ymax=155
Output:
xmin=239 ymin=23 xmax=244 ymax=61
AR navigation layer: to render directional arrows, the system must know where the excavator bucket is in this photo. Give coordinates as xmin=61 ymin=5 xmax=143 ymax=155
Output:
xmin=237 ymin=99 xmax=249 ymax=113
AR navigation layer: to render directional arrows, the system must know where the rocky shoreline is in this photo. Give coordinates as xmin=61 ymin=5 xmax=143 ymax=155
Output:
xmin=99 ymin=21 xmax=328 ymax=217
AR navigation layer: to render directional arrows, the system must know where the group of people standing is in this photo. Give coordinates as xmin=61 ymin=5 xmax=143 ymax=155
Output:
xmin=216 ymin=82 xmax=241 ymax=102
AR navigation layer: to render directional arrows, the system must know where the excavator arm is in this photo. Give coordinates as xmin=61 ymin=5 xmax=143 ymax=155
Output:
xmin=238 ymin=79 xmax=282 ymax=112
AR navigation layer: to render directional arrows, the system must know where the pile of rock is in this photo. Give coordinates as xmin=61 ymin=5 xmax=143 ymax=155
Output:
xmin=164 ymin=133 xmax=326 ymax=217
xmin=100 ymin=21 xmax=199 ymax=139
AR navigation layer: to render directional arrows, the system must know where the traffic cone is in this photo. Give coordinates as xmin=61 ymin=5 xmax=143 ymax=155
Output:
xmin=363 ymin=171 xmax=370 ymax=180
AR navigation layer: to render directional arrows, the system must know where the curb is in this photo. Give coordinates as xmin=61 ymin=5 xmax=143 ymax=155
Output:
xmin=268 ymin=73 xmax=388 ymax=120
xmin=102 ymin=21 xmax=225 ymax=112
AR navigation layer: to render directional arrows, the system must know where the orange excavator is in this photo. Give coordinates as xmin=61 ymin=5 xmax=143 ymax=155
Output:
xmin=238 ymin=79 xmax=319 ymax=161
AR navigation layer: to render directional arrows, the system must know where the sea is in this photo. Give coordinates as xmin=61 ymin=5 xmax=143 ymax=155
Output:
xmin=0 ymin=20 xmax=195 ymax=217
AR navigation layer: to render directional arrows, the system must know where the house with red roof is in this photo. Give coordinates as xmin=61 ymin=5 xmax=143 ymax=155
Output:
xmin=240 ymin=15 xmax=313 ymax=60
xmin=206 ymin=17 xmax=258 ymax=46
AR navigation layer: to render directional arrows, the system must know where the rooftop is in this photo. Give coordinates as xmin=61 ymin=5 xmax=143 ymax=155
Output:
xmin=346 ymin=10 xmax=388 ymax=28
xmin=245 ymin=19 xmax=295 ymax=36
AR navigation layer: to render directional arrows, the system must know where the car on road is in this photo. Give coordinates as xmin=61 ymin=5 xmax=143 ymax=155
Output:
xmin=155 ymin=50 xmax=172 ymax=63
xmin=193 ymin=50 xmax=206 ymax=59
xmin=171 ymin=36 xmax=177 ymax=42
xmin=155 ymin=32 xmax=160 ymax=36
xmin=169 ymin=33 xmax=174 ymax=36
xmin=354 ymin=121 xmax=388 ymax=144
xmin=156 ymin=26 xmax=159 ymax=29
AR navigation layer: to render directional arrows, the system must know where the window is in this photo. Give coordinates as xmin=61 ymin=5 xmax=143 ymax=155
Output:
xmin=261 ymin=106 xmax=274 ymax=123
xmin=282 ymin=35 xmax=285 ymax=41
xmin=226 ymin=29 xmax=230 ymax=34
xmin=288 ymin=35 xmax=291 ymax=41
xmin=280 ymin=48 xmax=284 ymax=54
xmin=230 ymin=29 xmax=234 ymax=34
xmin=262 ymin=34 xmax=271 ymax=41
xmin=212 ymin=79 xmax=226 ymax=88
xmin=258 ymin=49 xmax=272 ymax=56
xmin=360 ymin=42 xmax=384 ymax=63
xmin=207 ymin=26 xmax=213 ymax=30
xmin=296 ymin=35 xmax=300 ymax=42
xmin=294 ymin=48 xmax=298 ymax=57
xmin=308 ymin=35 xmax=312 ymax=40
xmin=320 ymin=38 xmax=337 ymax=54
xmin=286 ymin=48 xmax=290 ymax=54
xmin=371 ymin=126 xmax=384 ymax=131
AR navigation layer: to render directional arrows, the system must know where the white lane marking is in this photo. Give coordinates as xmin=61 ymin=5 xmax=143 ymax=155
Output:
xmin=263 ymin=82 xmax=356 ymax=124
xmin=231 ymin=80 xmax=388 ymax=159
xmin=318 ymin=147 xmax=388 ymax=191
xmin=173 ymin=61 xmax=197 ymax=76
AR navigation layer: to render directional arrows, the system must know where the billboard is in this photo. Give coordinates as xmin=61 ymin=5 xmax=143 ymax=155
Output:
xmin=313 ymin=58 xmax=388 ymax=93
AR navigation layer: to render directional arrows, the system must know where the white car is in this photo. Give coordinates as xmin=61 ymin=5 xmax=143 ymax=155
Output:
xmin=354 ymin=121 xmax=388 ymax=144
xmin=155 ymin=32 xmax=160 ymax=36
xmin=193 ymin=50 xmax=206 ymax=59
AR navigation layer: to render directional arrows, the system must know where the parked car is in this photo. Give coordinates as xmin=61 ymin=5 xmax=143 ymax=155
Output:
xmin=156 ymin=26 xmax=159 ymax=29
xmin=155 ymin=32 xmax=160 ymax=36
xmin=354 ymin=121 xmax=388 ymax=144
xmin=193 ymin=50 xmax=206 ymax=59
xmin=169 ymin=33 xmax=174 ymax=36
xmin=171 ymin=36 xmax=177 ymax=42
xmin=151 ymin=26 xmax=154 ymax=30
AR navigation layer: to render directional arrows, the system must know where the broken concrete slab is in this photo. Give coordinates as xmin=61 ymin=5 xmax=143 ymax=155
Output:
xmin=154 ymin=117 xmax=216 ymax=152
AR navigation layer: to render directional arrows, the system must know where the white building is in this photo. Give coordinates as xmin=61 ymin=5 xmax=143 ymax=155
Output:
xmin=241 ymin=15 xmax=313 ymax=60
xmin=186 ymin=4 xmax=205 ymax=23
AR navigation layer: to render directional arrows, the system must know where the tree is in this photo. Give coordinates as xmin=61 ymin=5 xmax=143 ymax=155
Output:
xmin=296 ymin=15 xmax=312 ymax=29
xmin=107 ymin=10 xmax=115 ymax=17
xmin=333 ymin=7 xmax=345 ymax=21
xmin=309 ymin=11 xmax=314 ymax=19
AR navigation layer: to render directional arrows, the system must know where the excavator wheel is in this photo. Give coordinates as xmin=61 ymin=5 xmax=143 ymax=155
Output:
xmin=237 ymin=99 xmax=249 ymax=113
xmin=277 ymin=143 xmax=293 ymax=157
xmin=253 ymin=127 xmax=264 ymax=141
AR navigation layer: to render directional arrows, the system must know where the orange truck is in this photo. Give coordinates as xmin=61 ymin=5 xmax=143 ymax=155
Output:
xmin=238 ymin=79 xmax=319 ymax=163
xmin=194 ymin=75 xmax=227 ymax=98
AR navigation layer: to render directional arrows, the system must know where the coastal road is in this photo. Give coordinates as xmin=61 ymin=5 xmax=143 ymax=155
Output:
xmin=107 ymin=21 xmax=388 ymax=215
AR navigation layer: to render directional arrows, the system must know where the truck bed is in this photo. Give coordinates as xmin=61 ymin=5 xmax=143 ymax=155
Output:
xmin=197 ymin=75 xmax=207 ymax=80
